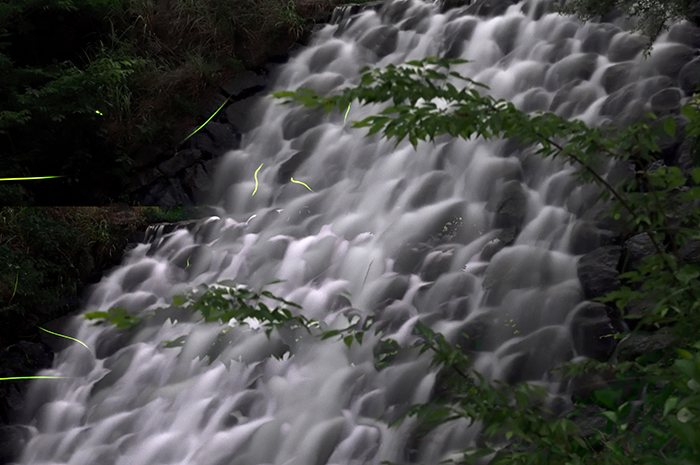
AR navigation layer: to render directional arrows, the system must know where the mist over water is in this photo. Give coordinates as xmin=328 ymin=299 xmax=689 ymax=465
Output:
xmin=13 ymin=0 xmax=695 ymax=463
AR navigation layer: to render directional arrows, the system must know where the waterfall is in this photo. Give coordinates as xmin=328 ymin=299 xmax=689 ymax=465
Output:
xmin=11 ymin=0 xmax=696 ymax=463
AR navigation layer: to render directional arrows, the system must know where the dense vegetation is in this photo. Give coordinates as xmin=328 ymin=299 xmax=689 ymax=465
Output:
xmin=0 ymin=0 xmax=355 ymax=206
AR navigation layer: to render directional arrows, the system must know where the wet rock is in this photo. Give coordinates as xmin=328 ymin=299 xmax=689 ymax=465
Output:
xmin=600 ymin=82 xmax=637 ymax=117
xmin=282 ymin=107 xmax=326 ymax=140
xmin=519 ymin=87 xmax=550 ymax=113
xmin=601 ymin=61 xmax=635 ymax=94
xmin=131 ymin=144 xmax=167 ymax=169
xmin=366 ymin=275 xmax=411 ymax=311
xmin=580 ymin=23 xmax=620 ymax=54
xmin=577 ymin=246 xmax=621 ymax=300
xmin=615 ymin=326 xmax=677 ymax=363
xmin=644 ymin=44 xmax=697 ymax=81
xmin=277 ymin=150 xmax=314 ymax=183
xmin=678 ymin=58 xmax=700 ymax=94
xmin=667 ymin=22 xmax=700 ymax=49
xmin=569 ymin=221 xmax=617 ymax=255
xmin=622 ymin=233 xmax=656 ymax=272
xmin=0 ymin=341 xmax=54 ymax=425
xmin=157 ymin=149 xmax=203 ymax=177
xmin=358 ymin=25 xmax=399 ymax=58
xmin=493 ymin=16 xmax=523 ymax=55
xmin=224 ymin=95 xmax=263 ymax=133
xmin=567 ymin=301 xmax=618 ymax=361
xmin=480 ymin=226 xmax=517 ymax=260
xmin=0 ymin=425 xmax=31 ymax=463
xmin=544 ymin=53 xmax=598 ymax=91
xmin=419 ymin=249 xmax=454 ymax=282
xmin=182 ymin=163 xmax=212 ymax=204
xmin=440 ymin=18 xmax=479 ymax=58
xmin=501 ymin=326 xmax=575 ymax=383
xmin=220 ymin=70 xmax=268 ymax=99
xmin=465 ymin=0 xmax=520 ymax=17
xmin=607 ymin=32 xmax=647 ymax=62
xmin=486 ymin=180 xmax=528 ymax=230
xmin=203 ymin=122 xmax=240 ymax=153
xmin=549 ymin=79 xmax=583 ymax=113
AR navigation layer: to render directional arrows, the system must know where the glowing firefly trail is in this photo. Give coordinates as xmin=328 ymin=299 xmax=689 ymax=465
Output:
xmin=38 ymin=327 xmax=93 ymax=354
xmin=252 ymin=163 xmax=263 ymax=196
xmin=0 ymin=176 xmax=64 ymax=181
xmin=344 ymin=103 xmax=351 ymax=126
xmin=291 ymin=177 xmax=314 ymax=192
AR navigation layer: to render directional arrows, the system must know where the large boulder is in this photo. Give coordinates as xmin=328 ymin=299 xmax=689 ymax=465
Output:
xmin=577 ymin=246 xmax=621 ymax=300
xmin=486 ymin=180 xmax=528 ymax=230
xmin=567 ymin=301 xmax=619 ymax=361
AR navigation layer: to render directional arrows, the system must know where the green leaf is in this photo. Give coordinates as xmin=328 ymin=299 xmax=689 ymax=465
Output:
xmin=344 ymin=335 xmax=353 ymax=348
xmin=677 ymin=407 xmax=694 ymax=423
xmin=664 ymin=396 xmax=678 ymax=416
xmin=599 ymin=411 xmax=618 ymax=424
xmin=663 ymin=117 xmax=676 ymax=137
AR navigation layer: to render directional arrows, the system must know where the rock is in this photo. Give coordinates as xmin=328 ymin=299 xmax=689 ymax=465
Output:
xmin=580 ymin=23 xmax=620 ymax=54
xmin=549 ymin=79 xmax=584 ymax=113
xmin=182 ymin=163 xmax=212 ymax=204
xmin=643 ymin=44 xmax=697 ymax=81
xmin=519 ymin=87 xmax=550 ymax=113
xmin=486 ymin=180 xmax=528 ymax=230
xmin=607 ymin=32 xmax=647 ymax=62
xmin=0 ymin=425 xmax=31 ymax=463
xmin=577 ymin=246 xmax=621 ymax=300
xmin=465 ymin=0 xmax=519 ymax=17
xmin=678 ymin=58 xmax=700 ymax=94
xmin=131 ymin=144 xmax=167 ymax=169
xmin=224 ymin=95 xmax=264 ymax=133
xmin=282 ymin=107 xmax=326 ymax=140
xmin=480 ymin=226 xmax=517 ymax=260
xmin=615 ymin=326 xmax=677 ymax=363
xmin=492 ymin=16 xmax=523 ymax=55
xmin=358 ymin=25 xmax=399 ymax=58
xmin=277 ymin=150 xmax=314 ymax=183
xmin=220 ymin=70 xmax=268 ymax=99
xmin=667 ymin=22 xmax=700 ymax=49
xmin=420 ymin=249 xmax=454 ymax=282
xmin=599 ymin=82 xmax=637 ymax=117
xmin=567 ymin=301 xmax=618 ymax=361
xmin=622 ymin=233 xmax=656 ymax=272
xmin=544 ymin=53 xmax=599 ymax=92
xmin=568 ymin=220 xmax=617 ymax=255
xmin=203 ymin=122 xmax=240 ymax=153
xmin=440 ymin=18 xmax=479 ymax=58
xmin=601 ymin=62 xmax=635 ymax=94
xmin=157 ymin=149 xmax=203 ymax=177
xmin=126 ymin=168 xmax=161 ymax=193
xmin=0 ymin=341 xmax=54 ymax=425
xmin=500 ymin=326 xmax=575 ymax=383
xmin=680 ymin=238 xmax=700 ymax=265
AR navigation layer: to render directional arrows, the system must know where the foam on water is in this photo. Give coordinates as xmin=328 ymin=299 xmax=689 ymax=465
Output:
xmin=13 ymin=0 xmax=696 ymax=463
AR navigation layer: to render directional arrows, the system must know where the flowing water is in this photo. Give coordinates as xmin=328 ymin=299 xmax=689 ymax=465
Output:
xmin=13 ymin=0 xmax=696 ymax=463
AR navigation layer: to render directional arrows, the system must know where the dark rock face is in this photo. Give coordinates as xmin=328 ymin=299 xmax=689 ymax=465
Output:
xmin=0 ymin=341 xmax=54 ymax=432
xmin=643 ymin=44 xmax=698 ymax=81
xmin=128 ymin=68 xmax=272 ymax=207
xmin=601 ymin=61 xmax=635 ymax=94
xmin=358 ymin=25 xmax=399 ymax=58
xmin=678 ymin=58 xmax=700 ymax=94
xmin=580 ymin=23 xmax=620 ymax=54
xmin=486 ymin=180 xmax=528 ymax=230
xmin=440 ymin=18 xmax=479 ymax=58
xmin=607 ymin=32 xmax=647 ymax=62
xmin=500 ymin=326 xmax=575 ymax=383
xmin=650 ymin=87 xmax=683 ymax=117
xmin=544 ymin=53 xmax=598 ymax=92
xmin=568 ymin=301 xmax=618 ymax=361
xmin=577 ymin=246 xmax=621 ymax=300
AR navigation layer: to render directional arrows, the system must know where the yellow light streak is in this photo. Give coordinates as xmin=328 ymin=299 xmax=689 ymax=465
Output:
xmin=290 ymin=177 xmax=314 ymax=192
xmin=0 ymin=176 xmax=64 ymax=181
xmin=252 ymin=163 xmax=264 ymax=196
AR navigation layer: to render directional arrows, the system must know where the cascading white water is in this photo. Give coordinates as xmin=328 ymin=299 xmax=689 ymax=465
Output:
xmin=12 ymin=0 xmax=696 ymax=463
